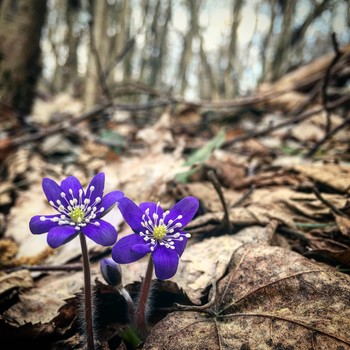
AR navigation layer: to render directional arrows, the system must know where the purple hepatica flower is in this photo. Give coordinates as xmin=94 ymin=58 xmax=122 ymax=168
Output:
xmin=29 ymin=173 xmax=124 ymax=249
xmin=112 ymin=196 xmax=199 ymax=280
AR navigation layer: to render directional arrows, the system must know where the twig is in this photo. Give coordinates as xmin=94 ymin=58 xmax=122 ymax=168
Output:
xmin=231 ymin=160 xmax=256 ymax=208
xmin=312 ymin=186 xmax=345 ymax=217
xmin=207 ymin=170 xmax=233 ymax=233
xmin=3 ymin=263 xmax=83 ymax=274
xmin=222 ymin=94 xmax=350 ymax=148
xmin=305 ymin=113 xmax=350 ymax=158
xmin=231 ymin=186 xmax=255 ymax=208
xmin=104 ymin=36 xmax=136 ymax=80
xmin=159 ymin=280 xmax=217 ymax=317
xmin=322 ymin=33 xmax=342 ymax=133
xmin=1 ymin=103 xmax=112 ymax=150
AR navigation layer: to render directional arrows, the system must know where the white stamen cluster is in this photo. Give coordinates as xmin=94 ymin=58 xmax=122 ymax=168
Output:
xmin=39 ymin=185 xmax=105 ymax=230
xmin=139 ymin=202 xmax=191 ymax=251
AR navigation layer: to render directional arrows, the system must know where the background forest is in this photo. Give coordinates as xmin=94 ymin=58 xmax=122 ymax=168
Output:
xmin=1 ymin=0 xmax=350 ymax=115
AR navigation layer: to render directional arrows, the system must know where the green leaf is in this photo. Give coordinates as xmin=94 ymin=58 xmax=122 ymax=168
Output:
xmin=184 ymin=128 xmax=226 ymax=166
xmin=175 ymin=128 xmax=226 ymax=183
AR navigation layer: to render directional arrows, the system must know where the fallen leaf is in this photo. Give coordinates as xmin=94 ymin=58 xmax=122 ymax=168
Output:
xmin=144 ymin=246 xmax=350 ymax=349
xmin=0 ymin=270 xmax=33 ymax=295
xmin=335 ymin=215 xmax=350 ymax=237
xmin=4 ymin=270 xmax=84 ymax=325
xmin=293 ymin=164 xmax=350 ymax=193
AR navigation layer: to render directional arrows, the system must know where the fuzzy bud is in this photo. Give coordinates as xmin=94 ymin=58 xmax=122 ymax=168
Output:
xmin=100 ymin=257 xmax=123 ymax=288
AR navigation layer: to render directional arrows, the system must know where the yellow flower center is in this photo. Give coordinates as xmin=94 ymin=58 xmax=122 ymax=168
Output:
xmin=70 ymin=207 xmax=85 ymax=223
xmin=153 ymin=225 xmax=167 ymax=240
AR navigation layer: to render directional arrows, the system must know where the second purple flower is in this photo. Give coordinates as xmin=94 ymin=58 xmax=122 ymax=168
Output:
xmin=112 ymin=196 xmax=199 ymax=280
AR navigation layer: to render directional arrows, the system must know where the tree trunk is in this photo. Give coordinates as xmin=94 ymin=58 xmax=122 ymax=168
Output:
xmin=223 ymin=0 xmax=244 ymax=98
xmin=269 ymin=1 xmax=296 ymax=81
xmin=0 ymin=0 xmax=47 ymax=119
xmin=84 ymin=0 xmax=108 ymax=108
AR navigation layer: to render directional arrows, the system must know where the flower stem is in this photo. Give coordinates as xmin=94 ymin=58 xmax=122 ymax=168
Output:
xmin=79 ymin=233 xmax=95 ymax=350
xmin=135 ymin=255 xmax=154 ymax=338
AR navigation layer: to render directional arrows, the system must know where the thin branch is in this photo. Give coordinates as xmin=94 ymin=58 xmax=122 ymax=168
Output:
xmin=312 ymin=186 xmax=346 ymax=217
xmin=1 ymin=103 xmax=112 ymax=150
xmin=3 ymin=263 xmax=83 ymax=274
xmin=207 ymin=170 xmax=233 ymax=233
xmin=105 ymin=36 xmax=136 ymax=80
xmin=223 ymin=94 xmax=350 ymax=148
xmin=160 ymin=280 xmax=217 ymax=317
xmin=306 ymin=113 xmax=350 ymax=158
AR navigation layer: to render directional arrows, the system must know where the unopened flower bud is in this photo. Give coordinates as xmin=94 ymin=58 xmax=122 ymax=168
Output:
xmin=100 ymin=257 xmax=123 ymax=288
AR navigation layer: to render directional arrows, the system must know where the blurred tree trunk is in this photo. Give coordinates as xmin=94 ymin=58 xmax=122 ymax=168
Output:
xmin=49 ymin=0 xmax=65 ymax=93
xmin=177 ymin=0 xmax=201 ymax=95
xmin=223 ymin=0 xmax=244 ymax=98
xmin=198 ymin=33 xmax=218 ymax=99
xmin=291 ymin=0 xmax=331 ymax=48
xmin=269 ymin=1 xmax=296 ymax=81
xmin=107 ymin=0 xmax=131 ymax=83
xmin=0 ymin=0 xmax=47 ymax=119
xmin=84 ymin=0 xmax=108 ymax=108
xmin=259 ymin=0 xmax=277 ymax=83
xmin=63 ymin=0 xmax=79 ymax=93
xmin=149 ymin=0 xmax=172 ymax=88
xmin=139 ymin=0 xmax=153 ymax=83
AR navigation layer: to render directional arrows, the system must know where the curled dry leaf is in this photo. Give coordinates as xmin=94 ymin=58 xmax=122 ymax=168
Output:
xmin=186 ymin=185 xmax=347 ymax=229
xmin=335 ymin=215 xmax=350 ymax=237
xmin=4 ymin=270 xmax=84 ymax=325
xmin=0 ymin=270 xmax=33 ymax=295
xmin=293 ymin=164 xmax=350 ymax=193
xmin=144 ymin=246 xmax=350 ymax=349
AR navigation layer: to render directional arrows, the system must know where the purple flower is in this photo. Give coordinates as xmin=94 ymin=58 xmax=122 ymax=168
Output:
xmin=111 ymin=196 xmax=199 ymax=280
xmin=29 ymin=173 xmax=124 ymax=248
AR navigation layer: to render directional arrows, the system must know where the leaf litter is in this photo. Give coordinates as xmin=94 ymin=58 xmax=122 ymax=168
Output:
xmin=0 ymin=49 xmax=350 ymax=348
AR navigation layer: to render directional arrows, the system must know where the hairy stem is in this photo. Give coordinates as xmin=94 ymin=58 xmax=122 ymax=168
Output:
xmin=79 ymin=233 xmax=95 ymax=350
xmin=135 ymin=255 xmax=154 ymax=338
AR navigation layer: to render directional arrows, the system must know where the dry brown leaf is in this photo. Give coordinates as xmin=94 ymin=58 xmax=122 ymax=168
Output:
xmin=0 ymin=270 xmax=33 ymax=295
xmin=335 ymin=215 xmax=350 ymax=237
xmin=293 ymin=164 xmax=350 ymax=193
xmin=4 ymin=270 xmax=84 ymax=325
xmin=291 ymin=120 xmax=324 ymax=142
xmin=104 ymin=150 xmax=187 ymax=204
xmin=249 ymin=187 xmax=347 ymax=220
xmin=174 ymin=181 xmax=243 ymax=212
xmin=136 ymin=111 xmax=175 ymax=155
xmin=186 ymin=186 xmax=346 ymax=230
xmin=144 ymin=246 xmax=350 ymax=349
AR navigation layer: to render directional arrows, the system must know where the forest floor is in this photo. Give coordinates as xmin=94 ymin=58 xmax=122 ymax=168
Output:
xmin=0 ymin=47 xmax=350 ymax=349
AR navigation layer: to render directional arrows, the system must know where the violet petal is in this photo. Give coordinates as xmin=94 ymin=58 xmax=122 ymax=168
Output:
xmin=117 ymin=197 xmax=144 ymax=232
xmin=112 ymin=234 xmax=148 ymax=263
xmin=47 ymin=225 xmax=78 ymax=248
xmin=172 ymin=231 xmax=188 ymax=256
xmin=86 ymin=172 xmax=105 ymax=206
xmin=60 ymin=176 xmax=84 ymax=202
xmin=29 ymin=214 xmax=61 ymax=234
xmin=152 ymin=245 xmax=179 ymax=280
xmin=96 ymin=190 xmax=124 ymax=218
xmin=139 ymin=202 xmax=164 ymax=220
xmin=42 ymin=178 xmax=63 ymax=206
xmin=81 ymin=220 xmax=118 ymax=246
xmin=166 ymin=196 xmax=199 ymax=228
